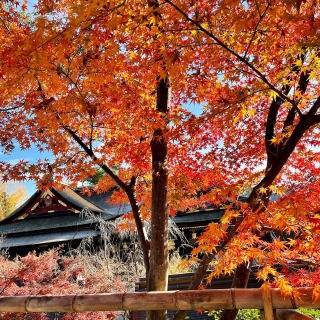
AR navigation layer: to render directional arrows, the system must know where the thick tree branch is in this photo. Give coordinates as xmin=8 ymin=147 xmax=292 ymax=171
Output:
xmin=63 ymin=126 xmax=150 ymax=274
xmin=265 ymin=90 xmax=289 ymax=166
xmin=33 ymin=82 xmax=151 ymax=273
xmin=148 ymin=75 xmax=170 ymax=320
xmin=163 ymin=0 xmax=296 ymax=107
xmin=145 ymin=1 xmax=171 ymax=319
xmin=282 ymin=107 xmax=297 ymax=132
xmin=266 ymin=55 xmax=310 ymax=168
xmin=282 ymin=67 xmax=310 ymax=133
xmin=173 ymin=90 xmax=316 ymax=320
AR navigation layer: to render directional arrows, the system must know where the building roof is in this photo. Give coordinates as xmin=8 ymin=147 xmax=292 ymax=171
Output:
xmin=54 ymin=188 xmax=104 ymax=213
xmin=0 ymin=186 xmax=223 ymax=250
xmin=2 ymin=186 xmax=130 ymax=223
xmin=0 ymin=186 xmax=132 ymax=250
xmin=0 ymin=211 xmax=112 ymax=235
xmin=4 ymin=190 xmax=42 ymax=222
xmin=0 ymin=229 xmax=100 ymax=248
xmin=174 ymin=209 xmax=223 ymax=227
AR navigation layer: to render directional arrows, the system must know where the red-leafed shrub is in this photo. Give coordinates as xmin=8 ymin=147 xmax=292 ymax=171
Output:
xmin=0 ymin=249 xmax=125 ymax=320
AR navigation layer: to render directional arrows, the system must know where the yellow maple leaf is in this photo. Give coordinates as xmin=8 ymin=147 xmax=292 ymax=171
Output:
xmin=200 ymin=22 xmax=209 ymax=30
xmin=257 ymin=266 xmax=277 ymax=281
xmin=277 ymin=277 xmax=293 ymax=296
xmin=259 ymin=187 xmax=268 ymax=194
xmin=191 ymin=29 xmax=197 ymax=36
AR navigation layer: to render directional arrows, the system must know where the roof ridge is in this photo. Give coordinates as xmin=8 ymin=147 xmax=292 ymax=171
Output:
xmin=53 ymin=187 xmax=104 ymax=213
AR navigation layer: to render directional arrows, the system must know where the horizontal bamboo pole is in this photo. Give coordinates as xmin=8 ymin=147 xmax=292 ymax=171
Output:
xmin=0 ymin=288 xmax=318 ymax=313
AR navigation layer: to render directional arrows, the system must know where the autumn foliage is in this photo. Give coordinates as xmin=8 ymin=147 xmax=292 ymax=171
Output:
xmin=0 ymin=249 xmax=123 ymax=320
xmin=0 ymin=1 xmax=320 ymax=318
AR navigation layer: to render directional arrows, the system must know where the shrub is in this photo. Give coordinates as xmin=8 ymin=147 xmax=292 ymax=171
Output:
xmin=209 ymin=308 xmax=320 ymax=320
xmin=299 ymin=308 xmax=320 ymax=320
xmin=0 ymin=249 xmax=125 ymax=320
xmin=209 ymin=309 xmax=262 ymax=320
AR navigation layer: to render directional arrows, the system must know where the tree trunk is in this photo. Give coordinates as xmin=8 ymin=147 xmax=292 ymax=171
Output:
xmin=147 ymin=77 xmax=170 ymax=320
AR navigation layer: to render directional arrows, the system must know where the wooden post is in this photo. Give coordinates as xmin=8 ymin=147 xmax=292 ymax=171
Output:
xmin=262 ymin=284 xmax=276 ymax=320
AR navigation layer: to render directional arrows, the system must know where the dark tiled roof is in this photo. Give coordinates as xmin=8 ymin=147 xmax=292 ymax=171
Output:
xmin=174 ymin=209 xmax=224 ymax=225
xmin=0 ymin=211 xmax=114 ymax=235
xmin=54 ymin=188 xmax=104 ymax=213
xmin=1 ymin=186 xmax=131 ymax=224
xmin=0 ymin=186 xmax=224 ymax=249
xmin=0 ymin=187 xmax=131 ymax=247
xmin=78 ymin=190 xmax=132 ymax=217
xmin=3 ymin=190 xmax=42 ymax=222
xmin=0 ymin=229 xmax=100 ymax=248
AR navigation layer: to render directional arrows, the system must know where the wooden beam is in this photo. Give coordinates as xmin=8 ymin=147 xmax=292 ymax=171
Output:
xmin=0 ymin=288 xmax=318 ymax=313
xmin=262 ymin=284 xmax=276 ymax=320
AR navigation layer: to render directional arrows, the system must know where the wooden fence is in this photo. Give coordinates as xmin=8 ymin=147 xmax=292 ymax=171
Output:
xmin=0 ymin=287 xmax=318 ymax=319
xmin=132 ymin=271 xmax=262 ymax=319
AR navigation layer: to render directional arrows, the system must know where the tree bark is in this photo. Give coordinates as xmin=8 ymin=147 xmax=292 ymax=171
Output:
xmin=62 ymin=126 xmax=151 ymax=275
xmin=172 ymin=124 xmax=315 ymax=320
xmin=147 ymin=77 xmax=170 ymax=320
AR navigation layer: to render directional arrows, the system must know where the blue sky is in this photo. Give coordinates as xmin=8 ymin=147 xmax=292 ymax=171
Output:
xmin=27 ymin=0 xmax=37 ymax=9
xmin=186 ymin=102 xmax=203 ymax=116
xmin=0 ymin=145 xmax=52 ymax=196
xmin=0 ymin=0 xmax=39 ymax=197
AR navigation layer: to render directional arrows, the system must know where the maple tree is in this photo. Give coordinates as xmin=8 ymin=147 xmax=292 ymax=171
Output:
xmin=0 ymin=0 xmax=320 ymax=320
xmin=163 ymin=1 xmax=320 ymax=319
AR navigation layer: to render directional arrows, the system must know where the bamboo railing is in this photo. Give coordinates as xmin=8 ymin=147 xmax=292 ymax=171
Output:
xmin=0 ymin=287 xmax=318 ymax=315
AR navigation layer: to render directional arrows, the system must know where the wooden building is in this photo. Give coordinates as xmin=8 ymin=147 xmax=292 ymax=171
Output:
xmin=0 ymin=186 xmax=223 ymax=255
xmin=0 ymin=187 xmax=130 ymax=255
xmin=0 ymin=187 xmax=264 ymax=320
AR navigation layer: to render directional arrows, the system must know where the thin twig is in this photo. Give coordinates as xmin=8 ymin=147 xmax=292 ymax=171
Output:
xmin=244 ymin=1 xmax=270 ymax=58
